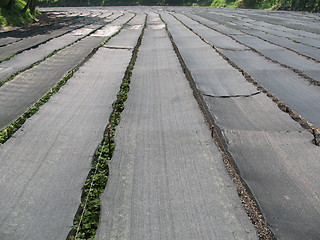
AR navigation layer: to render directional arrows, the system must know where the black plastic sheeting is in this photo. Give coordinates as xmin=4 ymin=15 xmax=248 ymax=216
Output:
xmin=0 ymin=45 xmax=132 ymax=240
xmin=0 ymin=14 xmax=133 ymax=129
xmin=165 ymin=11 xmax=320 ymax=240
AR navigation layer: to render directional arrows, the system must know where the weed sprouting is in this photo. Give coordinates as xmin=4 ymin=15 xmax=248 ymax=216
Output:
xmin=0 ymin=15 xmax=136 ymax=145
xmin=0 ymin=70 xmax=75 ymax=145
xmin=68 ymin=14 xmax=147 ymax=240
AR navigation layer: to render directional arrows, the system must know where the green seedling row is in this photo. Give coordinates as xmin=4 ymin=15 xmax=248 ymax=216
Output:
xmin=0 ymin=14 xmax=135 ymax=145
xmin=68 ymin=15 xmax=147 ymax=240
xmin=0 ymin=69 xmax=75 ymax=144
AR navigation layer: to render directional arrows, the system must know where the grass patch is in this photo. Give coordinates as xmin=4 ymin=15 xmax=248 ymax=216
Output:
xmin=0 ymin=0 xmax=40 ymax=28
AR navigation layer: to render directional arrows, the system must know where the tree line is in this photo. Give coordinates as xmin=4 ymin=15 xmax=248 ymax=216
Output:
xmin=38 ymin=0 xmax=320 ymax=11
xmin=276 ymin=0 xmax=319 ymax=12
xmin=36 ymin=0 xmax=191 ymax=6
xmin=240 ymin=0 xmax=319 ymax=11
xmin=6 ymin=0 xmax=37 ymax=13
xmin=3 ymin=0 xmax=320 ymax=12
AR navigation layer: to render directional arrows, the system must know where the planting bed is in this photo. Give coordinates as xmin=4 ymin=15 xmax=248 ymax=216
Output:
xmin=1 ymin=6 xmax=320 ymax=240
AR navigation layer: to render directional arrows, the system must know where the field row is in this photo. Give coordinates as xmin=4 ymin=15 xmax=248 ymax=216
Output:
xmin=0 ymin=7 xmax=320 ymax=239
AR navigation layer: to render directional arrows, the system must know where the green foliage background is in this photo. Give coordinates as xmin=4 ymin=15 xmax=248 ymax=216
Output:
xmin=36 ymin=0 xmax=319 ymax=11
xmin=0 ymin=0 xmax=40 ymax=27
xmin=207 ymin=0 xmax=320 ymax=11
xmin=0 ymin=0 xmax=319 ymax=28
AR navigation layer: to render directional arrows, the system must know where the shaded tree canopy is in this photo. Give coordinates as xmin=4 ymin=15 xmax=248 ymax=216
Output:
xmin=23 ymin=0 xmax=37 ymax=13
xmin=6 ymin=0 xmax=16 ymax=10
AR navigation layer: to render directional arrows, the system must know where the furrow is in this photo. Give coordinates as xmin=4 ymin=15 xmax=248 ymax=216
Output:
xmin=185 ymin=13 xmax=320 ymax=86
xmin=96 ymin=11 xmax=257 ymax=240
xmin=162 ymin=11 xmax=320 ymax=240
xmin=0 ymin=13 xmax=103 ymax=62
xmin=68 ymin=13 xmax=147 ymax=240
xmin=161 ymin=12 xmax=275 ymax=240
xmin=194 ymin=12 xmax=320 ymax=62
xmin=172 ymin=13 xmax=320 ymax=140
xmin=0 ymin=13 xmax=119 ymax=87
xmin=0 ymin=13 xmax=137 ymax=144
xmin=0 ymin=13 xmax=145 ymax=240
xmin=0 ymin=13 xmax=84 ymax=47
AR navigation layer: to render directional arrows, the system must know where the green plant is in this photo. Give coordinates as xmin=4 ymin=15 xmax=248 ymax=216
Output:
xmin=210 ymin=0 xmax=241 ymax=8
xmin=69 ymin=15 xmax=147 ymax=240
xmin=0 ymin=0 xmax=40 ymax=27
xmin=0 ymin=14 xmax=133 ymax=146
xmin=0 ymin=70 xmax=75 ymax=145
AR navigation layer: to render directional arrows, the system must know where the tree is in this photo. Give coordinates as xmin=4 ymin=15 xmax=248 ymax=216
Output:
xmin=22 ymin=0 xmax=37 ymax=13
xmin=139 ymin=0 xmax=159 ymax=5
xmin=241 ymin=0 xmax=257 ymax=8
xmin=6 ymin=0 xmax=16 ymax=10
xmin=165 ymin=0 xmax=185 ymax=5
